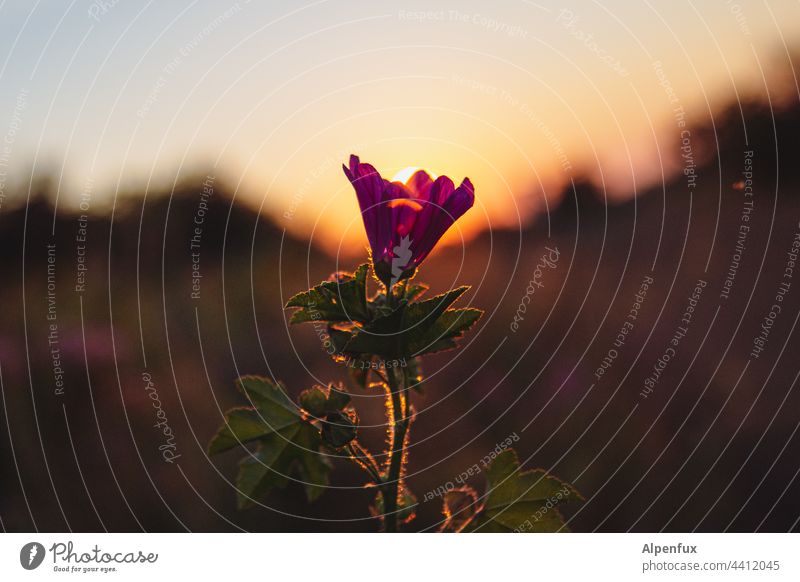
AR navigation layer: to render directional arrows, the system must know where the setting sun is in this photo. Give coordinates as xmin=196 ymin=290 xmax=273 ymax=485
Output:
xmin=391 ymin=166 xmax=437 ymax=184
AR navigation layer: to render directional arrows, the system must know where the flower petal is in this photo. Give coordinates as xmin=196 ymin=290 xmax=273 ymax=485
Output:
xmin=443 ymin=178 xmax=475 ymax=220
xmin=405 ymin=169 xmax=434 ymax=201
xmin=429 ymin=175 xmax=455 ymax=206
xmin=407 ymin=177 xmax=473 ymax=267
xmin=343 ymin=155 xmax=385 ymax=256
xmin=383 ymin=181 xmax=421 ymax=249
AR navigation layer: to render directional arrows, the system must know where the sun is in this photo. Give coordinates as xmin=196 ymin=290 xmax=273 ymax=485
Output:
xmin=391 ymin=166 xmax=419 ymax=183
xmin=391 ymin=166 xmax=437 ymax=184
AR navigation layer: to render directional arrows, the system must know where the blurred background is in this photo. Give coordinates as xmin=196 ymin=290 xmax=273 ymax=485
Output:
xmin=1 ymin=0 xmax=800 ymax=532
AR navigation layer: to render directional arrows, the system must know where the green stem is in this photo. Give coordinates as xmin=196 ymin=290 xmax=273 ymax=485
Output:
xmin=384 ymin=367 xmax=408 ymax=533
xmin=402 ymin=365 xmax=412 ymax=419
xmin=357 ymin=442 xmax=383 ymax=484
xmin=346 ymin=442 xmax=381 ymax=484
xmin=386 ymin=282 xmax=396 ymax=310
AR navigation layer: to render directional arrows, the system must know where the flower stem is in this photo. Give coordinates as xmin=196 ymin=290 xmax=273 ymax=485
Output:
xmin=383 ymin=367 xmax=408 ymax=533
xmin=386 ymin=282 xmax=397 ymax=310
xmin=346 ymin=442 xmax=382 ymax=484
xmin=402 ymin=366 xmax=412 ymax=419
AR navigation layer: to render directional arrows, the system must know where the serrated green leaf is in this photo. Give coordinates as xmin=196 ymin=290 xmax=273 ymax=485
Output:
xmin=298 ymin=386 xmax=327 ymax=417
xmin=298 ymin=383 xmax=351 ymax=417
xmin=327 ymin=326 xmax=354 ymax=357
xmin=210 ymin=376 xmax=332 ymax=506
xmin=339 ymin=302 xmax=406 ymax=356
xmin=285 ymin=264 xmax=370 ymax=324
xmin=407 ymin=308 xmax=482 ymax=357
xmin=292 ymin=421 xmax=332 ymax=502
xmin=471 ymin=449 xmax=580 ymax=532
xmin=236 ymin=425 xmax=299 ymax=508
xmin=405 ymin=283 xmax=428 ymax=302
xmin=208 ymin=407 xmax=297 ymax=454
xmin=340 ymin=287 xmax=480 ymax=359
xmin=236 ymin=423 xmax=331 ymax=508
xmin=209 ymin=377 xmax=303 ymax=454
xmin=236 ymin=375 xmax=299 ymax=416
xmin=403 ymin=286 xmax=469 ymax=330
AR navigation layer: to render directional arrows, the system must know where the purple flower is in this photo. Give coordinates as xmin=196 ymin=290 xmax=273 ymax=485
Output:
xmin=343 ymin=155 xmax=475 ymax=286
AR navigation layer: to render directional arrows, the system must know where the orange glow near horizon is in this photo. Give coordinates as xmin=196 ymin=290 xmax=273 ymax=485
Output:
xmin=1 ymin=1 xmax=796 ymax=259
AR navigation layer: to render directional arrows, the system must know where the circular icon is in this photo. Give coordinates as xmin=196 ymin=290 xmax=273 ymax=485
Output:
xmin=19 ymin=542 xmax=45 ymax=570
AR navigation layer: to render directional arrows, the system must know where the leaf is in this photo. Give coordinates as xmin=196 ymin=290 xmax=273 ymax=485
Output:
xmin=405 ymin=283 xmax=428 ymax=302
xmin=403 ymin=286 xmax=470 ymax=330
xmin=208 ymin=408 xmax=291 ymax=454
xmin=327 ymin=325 xmax=355 ymax=358
xmin=407 ymin=308 xmax=482 ymax=357
xmin=297 ymin=385 xmax=357 ymax=449
xmin=209 ymin=377 xmax=302 ymax=454
xmin=373 ymin=260 xmax=415 ymax=288
xmin=298 ymin=386 xmax=328 ymax=417
xmin=292 ymin=421 xmax=332 ymax=502
xmin=236 ymin=423 xmax=331 ymax=508
xmin=471 ymin=449 xmax=580 ymax=532
xmin=341 ymin=287 xmax=481 ymax=358
xmin=340 ymin=302 xmax=406 ymax=356
xmin=441 ymin=487 xmax=479 ymax=532
xmin=237 ymin=376 xmax=298 ymax=419
xmin=320 ymin=411 xmax=358 ymax=449
xmin=236 ymin=427 xmax=298 ymax=505
xmin=298 ymin=383 xmax=351 ymax=417
xmin=209 ymin=376 xmax=332 ymax=506
xmin=285 ymin=264 xmax=370 ymax=324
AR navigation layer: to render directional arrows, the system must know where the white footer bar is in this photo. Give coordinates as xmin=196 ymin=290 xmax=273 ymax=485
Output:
xmin=0 ymin=533 xmax=796 ymax=580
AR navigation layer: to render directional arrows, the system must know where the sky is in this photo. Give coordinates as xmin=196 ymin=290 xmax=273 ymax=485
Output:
xmin=0 ymin=0 xmax=798 ymax=250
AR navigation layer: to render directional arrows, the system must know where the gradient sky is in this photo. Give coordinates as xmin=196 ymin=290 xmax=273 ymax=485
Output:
xmin=0 ymin=0 xmax=798 ymax=250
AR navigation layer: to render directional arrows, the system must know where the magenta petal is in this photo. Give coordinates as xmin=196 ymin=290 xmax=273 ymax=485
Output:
xmin=383 ymin=181 xmax=421 ymax=258
xmin=406 ymin=169 xmax=434 ymax=201
xmin=404 ymin=176 xmax=454 ymax=262
xmin=343 ymin=156 xmax=386 ymax=255
xmin=443 ymin=178 xmax=475 ymax=219
xmin=429 ymin=175 xmax=455 ymax=206
xmin=407 ymin=179 xmax=473 ymax=267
